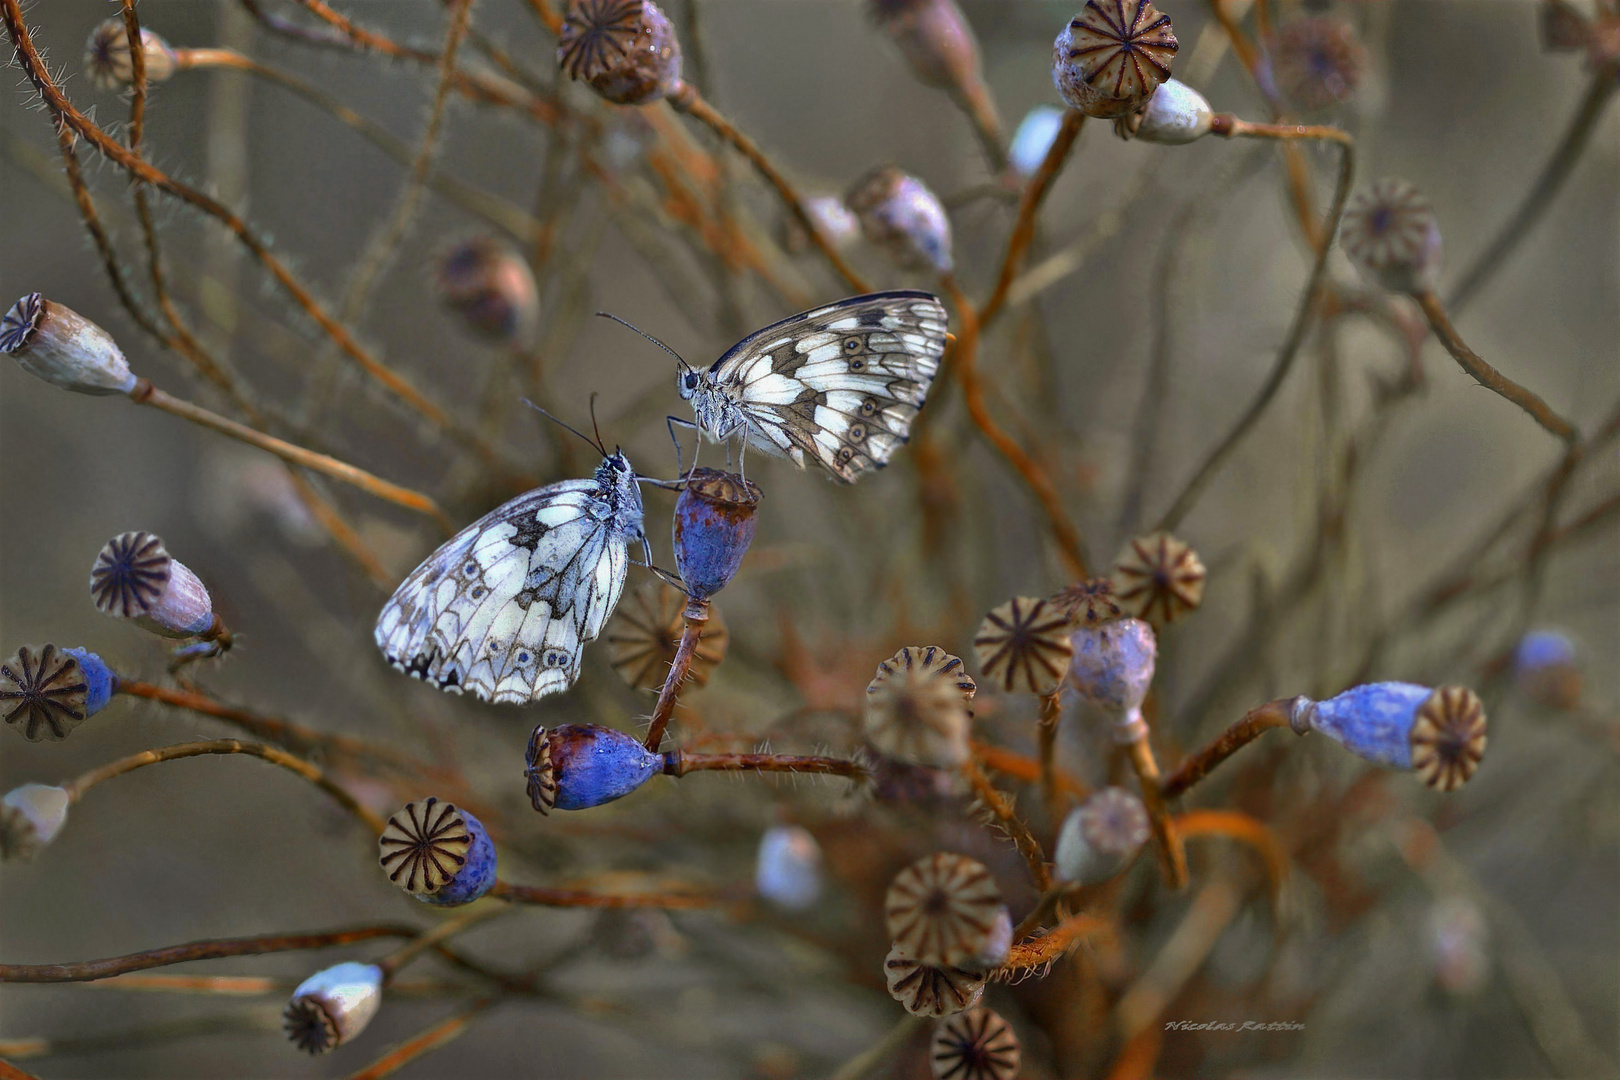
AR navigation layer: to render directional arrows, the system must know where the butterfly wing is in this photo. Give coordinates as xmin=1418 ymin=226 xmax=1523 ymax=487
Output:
xmin=374 ymin=479 xmax=632 ymax=704
xmin=708 ymin=291 xmax=949 ymax=483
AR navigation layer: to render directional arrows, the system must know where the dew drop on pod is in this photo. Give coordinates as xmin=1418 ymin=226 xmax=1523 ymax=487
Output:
xmin=83 ymin=17 xmax=178 ymax=91
xmin=434 ymin=237 xmax=540 ymax=345
xmin=89 ymin=532 xmax=220 ymax=640
xmin=378 ymin=797 xmax=497 ymax=906
xmin=1055 ymin=786 xmax=1150 ymax=885
xmin=2 ymin=293 xmax=138 ymax=396
xmin=0 ymin=783 xmax=72 ymax=861
xmin=755 ymin=824 xmax=824 ymax=911
xmin=0 ymin=643 xmax=116 ymax=743
xmin=673 ymin=468 xmax=761 ymax=601
xmin=557 ymin=0 xmax=684 ymax=106
xmin=1289 ymin=682 xmax=1488 ymax=792
xmin=845 ymin=166 xmax=955 ymax=275
xmin=283 ymin=961 xmax=385 ymax=1055
xmin=1053 ymin=0 xmax=1178 ymax=120
xmin=525 ymin=723 xmax=664 ymax=814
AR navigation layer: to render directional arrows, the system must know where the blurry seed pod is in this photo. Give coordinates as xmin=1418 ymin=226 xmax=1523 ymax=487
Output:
xmin=283 ymin=961 xmax=384 ymax=1055
xmin=525 ymin=723 xmax=663 ymax=814
xmin=846 ymin=166 xmax=954 ymax=275
xmin=1009 ymin=105 xmax=1066 ymax=178
xmin=2 ymin=294 xmax=138 ymax=396
xmin=89 ymin=532 xmax=215 ymax=638
xmin=0 ymin=784 xmax=71 ymax=861
xmin=1512 ymin=629 xmax=1581 ymax=710
xmin=1051 ymin=577 xmax=1124 ymax=628
xmin=869 ymin=0 xmax=985 ymax=94
xmin=784 ymin=195 xmax=860 ymax=256
xmin=606 ymin=582 xmax=728 ymax=692
xmin=864 ymin=646 xmax=975 ymax=768
xmin=557 ymin=0 xmax=683 ymax=106
xmin=1268 ymin=16 xmax=1368 ymax=112
xmin=974 ymin=597 xmax=1075 ymax=695
xmin=885 ymin=852 xmax=1005 ymax=967
xmin=1114 ymin=78 xmax=1212 ymax=144
xmin=930 ymin=1006 xmax=1021 ymax=1080
xmin=1052 ymin=0 xmax=1178 ymax=119
xmin=755 ymin=824 xmax=824 ymax=911
xmin=1 ymin=644 xmax=112 ymax=742
xmin=83 ymin=18 xmax=178 ymax=91
xmin=673 ymin=468 xmax=760 ymax=601
xmin=1339 ymin=178 xmax=1443 ymax=296
xmin=1110 ymin=532 xmax=1206 ymax=626
xmin=1410 ymin=687 xmax=1488 ymax=793
xmin=1540 ymin=0 xmax=1591 ymax=51
xmin=1429 ymin=895 xmax=1490 ymax=997
xmin=1054 ymin=786 xmax=1150 ymax=885
xmin=434 ymin=237 xmax=540 ymax=345
xmin=378 ymin=797 xmax=497 ymax=906
xmin=1068 ymin=617 xmax=1157 ymax=727
xmin=884 ymin=945 xmax=987 ymax=1017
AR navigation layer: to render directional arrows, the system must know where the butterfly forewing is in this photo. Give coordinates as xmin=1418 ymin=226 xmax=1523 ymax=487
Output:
xmin=707 ymin=291 xmax=948 ymax=483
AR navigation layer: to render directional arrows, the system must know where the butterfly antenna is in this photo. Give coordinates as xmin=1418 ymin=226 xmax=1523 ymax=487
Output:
xmin=596 ymin=311 xmax=692 ymax=371
xmin=587 ymin=392 xmax=607 ymax=452
xmin=521 ymin=399 xmax=607 ymax=456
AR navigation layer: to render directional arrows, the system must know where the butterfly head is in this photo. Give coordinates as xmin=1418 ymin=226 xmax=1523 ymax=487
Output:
xmin=676 ymin=364 xmax=703 ymax=401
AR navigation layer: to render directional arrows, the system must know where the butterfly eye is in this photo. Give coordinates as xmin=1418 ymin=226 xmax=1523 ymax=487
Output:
xmin=684 ymin=372 xmax=700 ymax=390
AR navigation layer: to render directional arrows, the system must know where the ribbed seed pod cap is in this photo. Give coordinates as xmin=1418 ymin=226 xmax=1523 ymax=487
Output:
xmin=378 ymin=797 xmax=497 ymax=906
xmin=864 ymin=646 xmax=976 ymax=767
xmin=525 ymin=723 xmax=663 ymax=814
xmin=1268 ymin=16 xmax=1367 ymax=112
xmin=0 ymin=784 xmax=71 ymax=861
xmin=885 ymin=945 xmax=987 ymax=1017
xmin=90 ymin=532 xmax=215 ymax=638
xmin=846 ymin=166 xmax=954 ymax=274
xmin=1339 ymin=179 xmax=1443 ymax=296
xmin=83 ymin=18 xmax=178 ymax=90
xmin=1053 ymin=0 xmax=1178 ymax=119
xmin=1051 ymin=578 xmax=1124 ymax=628
xmin=1054 ymin=786 xmax=1150 ymax=884
xmin=2 ymin=294 xmax=138 ymax=396
xmin=1410 ymin=687 xmax=1487 ymax=793
xmin=974 ymin=597 xmax=1075 ymax=695
xmin=885 ymin=852 xmax=1005 ymax=966
xmin=1 ymin=644 xmax=110 ymax=742
xmin=558 ymin=0 xmax=684 ymax=105
xmin=1110 ymin=532 xmax=1206 ymax=626
xmin=606 ymin=583 xmax=728 ymax=692
xmin=930 ymin=1007 xmax=1021 ymax=1080
xmin=1292 ymin=682 xmax=1487 ymax=790
xmin=283 ymin=962 xmax=384 ymax=1054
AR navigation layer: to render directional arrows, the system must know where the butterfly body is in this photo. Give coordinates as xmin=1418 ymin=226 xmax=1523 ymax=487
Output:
xmin=676 ymin=290 xmax=948 ymax=483
xmin=375 ymin=452 xmax=648 ymax=705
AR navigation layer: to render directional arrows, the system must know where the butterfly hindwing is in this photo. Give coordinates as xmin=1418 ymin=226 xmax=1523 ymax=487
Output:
xmin=707 ymin=291 xmax=948 ymax=483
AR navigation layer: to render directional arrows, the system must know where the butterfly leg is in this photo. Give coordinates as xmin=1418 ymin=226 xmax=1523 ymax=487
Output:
xmin=666 ymin=415 xmax=700 ymax=478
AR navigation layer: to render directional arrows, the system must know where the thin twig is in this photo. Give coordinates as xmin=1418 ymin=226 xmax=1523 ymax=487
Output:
xmin=963 ymin=755 xmax=1053 ymax=892
xmin=643 ymin=598 xmax=711 ymax=752
xmin=344 ymin=997 xmax=499 ymax=1080
xmin=981 ymin=110 xmax=1085 ymax=327
xmin=1160 ymin=698 xmax=1294 ymax=799
xmin=0 ymin=926 xmax=415 ymax=983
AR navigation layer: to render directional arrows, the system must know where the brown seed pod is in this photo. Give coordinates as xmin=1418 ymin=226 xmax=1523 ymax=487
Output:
xmin=1052 ymin=0 xmax=1178 ymax=119
xmin=845 ymin=166 xmax=954 ymax=274
xmin=973 ymin=597 xmax=1074 ymax=695
xmin=884 ymin=945 xmax=986 ymax=1017
xmin=378 ymin=797 xmax=473 ymax=895
xmin=1110 ymin=532 xmax=1206 ymax=626
xmin=0 ymin=645 xmax=90 ymax=743
xmin=434 ymin=237 xmax=540 ymax=344
xmin=525 ymin=724 xmax=560 ymax=814
xmin=864 ymin=646 xmax=975 ymax=768
xmin=83 ymin=18 xmax=178 ymax=91
xmin=1051 ymin=577 xmax=1124 ymax=628
xmin=89 ymin=531 xmax=171 ymax=618
xmin=605 ymin=583 xmax=728 ymax=692
xmin=930 ymin=1007 xmax=1021 ymax=1080
xmin=885 ymin=853 xmax=1005 ymax=967
xmin=1339 ymin=178 xmax=1444 ymax=296
xmin=1268 ymin=16 xmax=1368 ymax=112
xmin=1410 ymin=686 xmax=1487 ymax=792
xmin=557 ymin=0 xmax=683 ymax=106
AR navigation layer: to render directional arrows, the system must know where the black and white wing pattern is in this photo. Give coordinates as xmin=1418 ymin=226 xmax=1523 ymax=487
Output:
xmin=709 ymin=291 xmax=948 ymax=483
xmin=375 ymin=454 xmax=646 ymax=705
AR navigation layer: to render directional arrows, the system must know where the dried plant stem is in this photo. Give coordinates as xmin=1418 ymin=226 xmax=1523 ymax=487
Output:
xmin=969 ymin=739 xmax=1090 ymax=800
xmin=1124 ymin=736 xmax=1188 ymax=890
xmin=668 ymin=86 xmax=872 ymax=293
xmin=344 ymin=997 xmax=497 ymax=1080
xmin=998 ymin=912 xmax=1108 ymax=972
xmin=643 ymin=598 xmax=712 ymax=752
xmin=1174 ymin=810 xmax=1289 ymax=903
xmin=1160 ymin=698 xmax=1294 ymax=799
xmin=826 ymin=1015 xmax=927 ymax=1080
xmin=981 ymin=110 xmax=1085 ymax=327
xmin=0 ymin=926 xmax=415 ymax=984
xmin=1156 ymin=121 xmax=1355 ymax=532
xmin=941 ymin=275 xmax=1090 ymax=578
xmin=61 ymin=739 xmax=387 ymax=836
xmin=954 ymin=81 xmax=1008 ymax=174
xmin=1414 ymin=290 xmax=1577 ymax=443
xmin=376 ymin=906 xmax=501 ymax=978
xmin=1113 ymin=875 xmax=1244 ymax=1038
xmin=522 ymin=0 xmax=563 ymax=35
xmin=1448 ymin=72 xmax=1617 ymax=314
xmin=0 ymin=1057 xmax=40 ymax=1079
xmin=963 ymin=755 xmax=1053 ymax=892
xmin=1036 ymin=689 xmax=1065 ymax=823
xmin=488 ymin=880 xmax=722 ymax=909
xmin=127 ymin=379 xmax=451 ymax=530
xmin=663 ymin=749 xmax=870 ymax=783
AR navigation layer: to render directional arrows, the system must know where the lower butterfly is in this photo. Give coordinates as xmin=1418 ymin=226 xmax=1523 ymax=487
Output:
xmin=375 ymin=449 xmax=650 ymax=705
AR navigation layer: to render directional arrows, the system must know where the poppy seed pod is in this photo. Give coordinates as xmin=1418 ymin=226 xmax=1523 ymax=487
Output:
xmin=606 ymin=583 xmax=728 ymax=691
xmin=974 ymin=597 xmax=1075 ymax=695
xmin=885 ymin=852 xmax=1008 ymax=967
xmin=378 ymin=797 xmax=497 ymax=906
xmin=1268 ymin=16 xmax=1367 ymax=113
xmin=865 ymin=646 xmax=976 ymax=768
xmin=0 ymin=784 xmax=71 ymax=861
xmin=870 ymin=0 xmax=983 ymax=92
xmin=525 ymin=723 xmax=663 ymax=814
xmin=1110 ymin=531 xmax=1206 ymax=626
xmin=846 ymin=166 xmax=954 ymax=275
xmin=784 ymin=195 xmax=861 ymax=255
xmin=1115 ymin=78 xmax=1213 ymax=144
xmin=2 ymin=294 xmax=138 ymax=396
xmin=1339 ymin=179 xmax=1444 ymax=296
xmin=1054 ymin=786 xmax=1150 ymax=885
xmin=885 ymin=945 xmax=986 ymax=1017
xmin=1290 ymin=683 xmax=1488 ymax=791
xmin=434 ymin=237 xmax=540 ymax=345
xmin=1068 ymin=617 xmax=1157 ymax=741
xmin=1053 ymin=0 xmax=1178 ymax=119
xmin=755 ymin=824 xmax=824 ymax=911
xmin=90 ymin=532 xmax=217 ymax=639
xmin=1051 ymin=577 xmax=1124 ymax=628
xmin=673 ymin=468 xmax=760 ymax=601
xmin=931 ymin=1007 xmax=1022 ymax=1080
xmin=557 ymin=0 xmax=684 ymax=106
xmin=1 ymin=644 xmax=115 ymax=742
xmin=283 ymin=961 xmax=384 ymax=1055
xmin=83 ymin=18 xmax=178 ymax=91
xmin=1009 ymin=105 xmax=1067 ymax=178
xmin=1429 ymin=895 xmax=1490 ymax=997
xmin=1512 ymin=629 xmax=1581 ymax=710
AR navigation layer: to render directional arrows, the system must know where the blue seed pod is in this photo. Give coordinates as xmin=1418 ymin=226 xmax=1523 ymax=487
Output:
xmin=1068 ymin=618 xmax=1157 ymax=740
xmin=525 ymin=723 xmax=663 ymax=814
xmin=755 ymin=824 xmax=824 ymax=911
xmin=1513 ymin=629 xmax=1581 ymax=710
xmin=1 ymin=643 xmax=113 ymax=742
xmin=1293 ymin=683 xmax=1488 ymax=790
xmin=61 ymin=648 xmax=115 ymax=716
xmin=673 ymin=468 xmax=760 ymax=601
xmin=1010 ymin=105 xmax=1066 ymax=178
xmin=378 ymin=797 xmax=497 ymax=906
xmin=284 ymin=961 xmax=384 ymax=1055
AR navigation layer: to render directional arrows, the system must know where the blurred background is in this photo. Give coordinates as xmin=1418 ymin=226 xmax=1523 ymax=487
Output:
xmin=0 ymin=0 xmax=1615 ymax=1076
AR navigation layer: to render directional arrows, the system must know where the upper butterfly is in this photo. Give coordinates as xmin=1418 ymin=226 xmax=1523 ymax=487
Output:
xmin=375 ymin=450 xmax=648 ymax=705
xmin=676 ymin=291 xmax=948 ymax=483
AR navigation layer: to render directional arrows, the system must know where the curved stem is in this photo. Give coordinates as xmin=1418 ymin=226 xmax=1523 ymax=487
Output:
xmin=1124 ymin=735 xmax=1188 ymax=890
xmin=344 ymin=997 xmax=497 ymax=1080
xmin=997 ymin=912 xmax=1108 ymax=972
xmin=0 ymin=926 xmax=415 ymax=983
xmin=663 ymin=750 xmax=869 ymax=782
xmin=1160 ymin=698 xmax=1294 ymax=799
xmin=488 ymin=879 xmax=722 ymax=909
xmin=642 ymin=598 xmax=711 ymax=752
xmin=963 ymin=755 xmax=1052 ymax=891
xmin=981 ymin=110 xmax=1085 ymax=327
